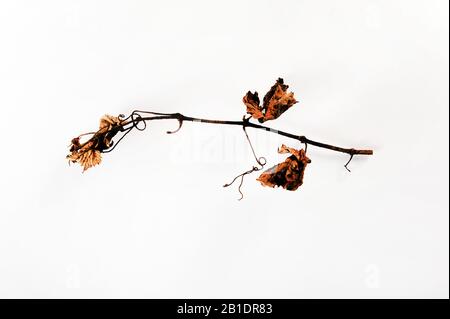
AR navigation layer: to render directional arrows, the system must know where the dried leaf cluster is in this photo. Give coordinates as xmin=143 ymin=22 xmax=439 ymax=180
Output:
xmin=242 ymin=78 xmax=310 ymax=191
xmin=66 ymin=77 xmax=371 ymax=198
xmin=243 ymin=78 xmax=298 ymax=123
xmin=67 ymin=79 xmax=309 ymax=192
xmin=67 ymin=115 xmax=122 ymax=172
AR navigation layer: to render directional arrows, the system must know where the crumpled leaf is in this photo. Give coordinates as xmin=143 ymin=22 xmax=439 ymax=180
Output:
xmin=256 ymin=144 xmax=311 ymax=191
xmin=99 ymin=114 xmax=122 ymax=132
xmin=262 ymin=78 xmax=298 ymax=122
xmin=67 ymin=143 xmax=102 ymax=172
xmin=67 ymin=114 xmax=123 ymax=172
xmin=243 ymin=91 xmax=264 ymax=121
xmin=243 ymin=78 xmax=298 ymax=123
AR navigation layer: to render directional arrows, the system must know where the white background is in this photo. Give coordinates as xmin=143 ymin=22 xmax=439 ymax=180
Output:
xmin=0 ymin=0 xmax=448 ymax=298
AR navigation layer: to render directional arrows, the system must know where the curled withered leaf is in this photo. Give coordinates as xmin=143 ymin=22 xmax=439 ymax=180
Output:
xmin=242 ymin=78 xmax=298 ymax=123
xmin=77 ymin=149 xmax=102 ymax=171
xmin=67 ymin=114 xmax=123 ymax=172
xmin=67 ymin=141 xmax=102 ymax=172
xmin=261 ymin=78 xmax=297 ymax=122
xmin=256 ymin=145 xmax=310 ymax=191
xmin=243 ymin=91 xmax=264 ymax=121
xmin=100 ymin=114 xmax=122 ymax=132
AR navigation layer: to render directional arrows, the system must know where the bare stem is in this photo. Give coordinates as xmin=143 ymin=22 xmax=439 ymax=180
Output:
xmin=118 ymin=111 xmax=374 ymax=157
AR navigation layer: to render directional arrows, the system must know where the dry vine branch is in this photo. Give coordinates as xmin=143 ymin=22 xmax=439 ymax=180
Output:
xmin=67 ymin=78 xmax=373 ymax=198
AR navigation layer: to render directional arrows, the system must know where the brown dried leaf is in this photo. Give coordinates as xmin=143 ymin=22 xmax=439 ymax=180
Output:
xmin=67 ymin=141 xmax=102 ymax=172
xmin=243 ymin=91 xmax=264 ymax=121
xmin=257 ymin=146 xmax=310 ymax=191
xmin=77 ymin=149 xmax=102 ymax=172
xmin=67 ymin=114 xmax=122 ymax=172
xmin=80 ymin=149 xmax=101 ymax=171
xmin=262 ymin=78 xmax=297 ymax=122
xmin=99 ymin=114 xmax=122 ymax=131
xmin=242 ymin=78 xmax=298 ymax=123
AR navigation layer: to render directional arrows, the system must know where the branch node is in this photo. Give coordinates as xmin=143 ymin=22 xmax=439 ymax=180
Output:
xmin=242 ymin=115 xmax=251 ymax=127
